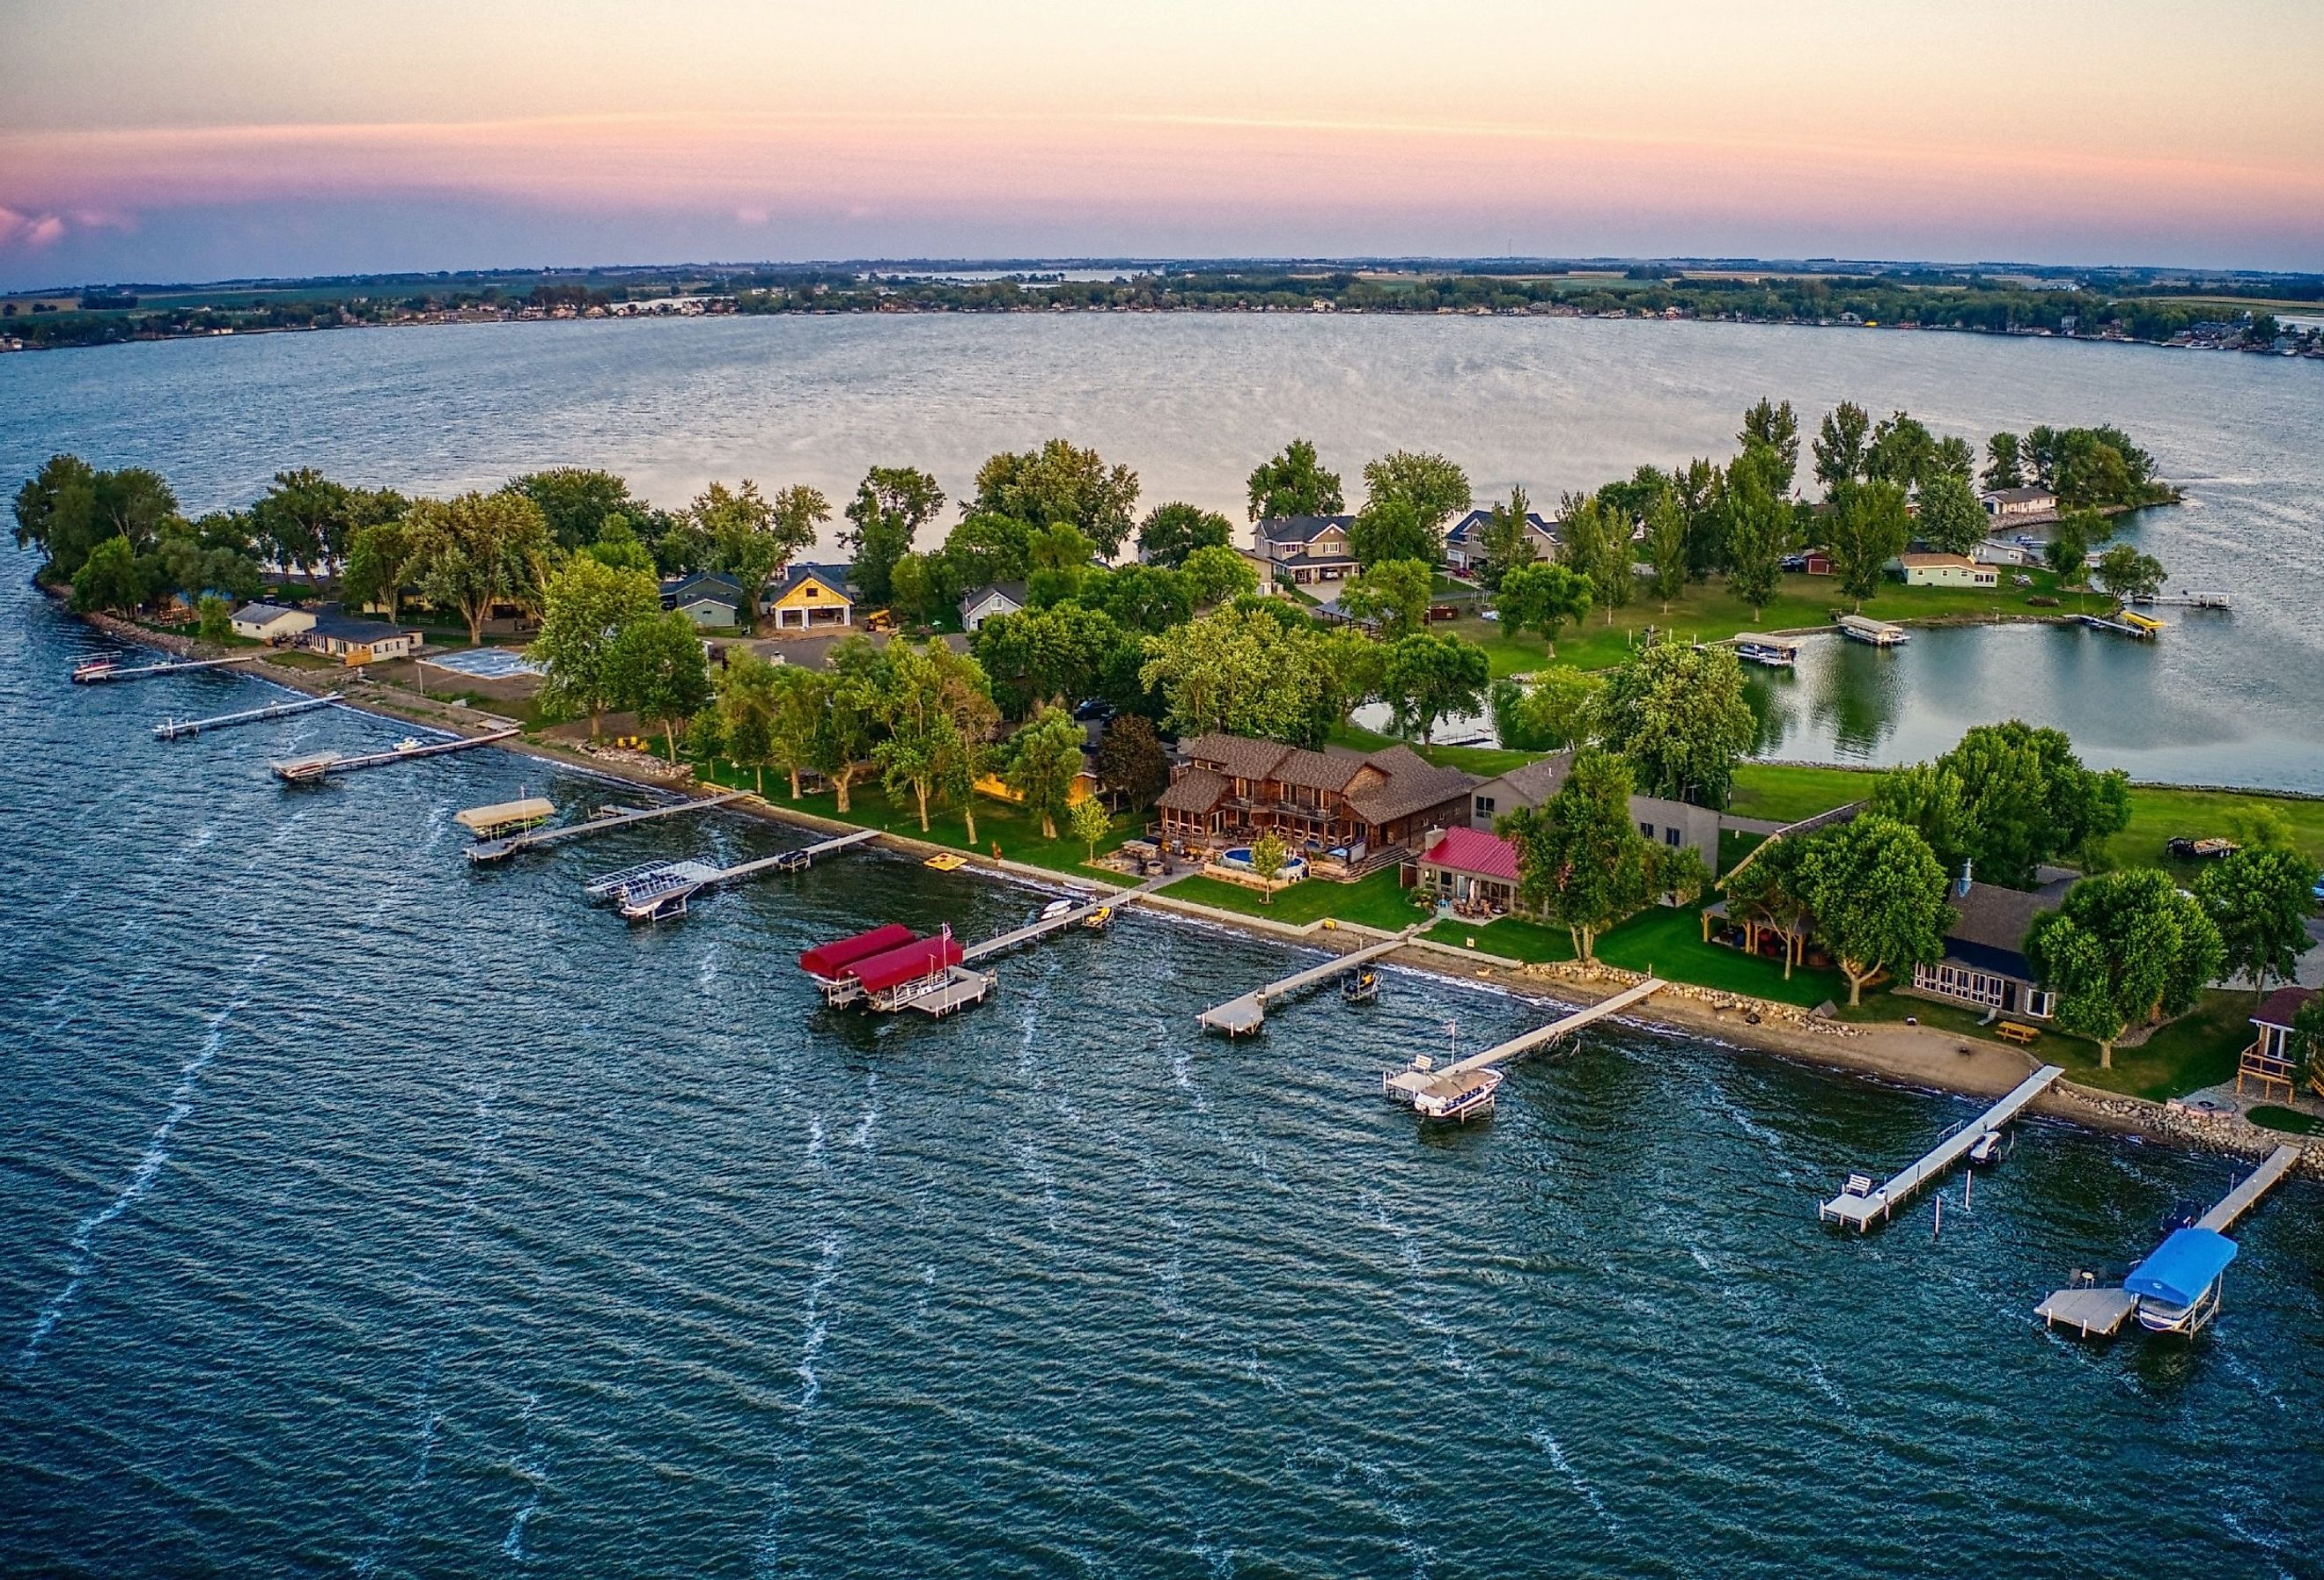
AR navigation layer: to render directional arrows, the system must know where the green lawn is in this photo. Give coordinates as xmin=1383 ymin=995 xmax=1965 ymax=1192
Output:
xmin=1325 ymin=722 xmax=1540 ymax=779
xmin=2248 ymin=1106 xmax=2321 ymax=1135
xmin=1426 ymin=902 xmax=1848 ymax=1008
xmin=1850 ymin=988 xmax=2256 ymax=1101
xmin=1726 ymin=763 xmax=1879 ymax=825
xmin=1164 ymin=866 xmax=1429 ymax=930
xmin=687 ymin=761 xmax=1136 ymax=878
xmin=1443 ymin=570 xmax=2079 ymax=677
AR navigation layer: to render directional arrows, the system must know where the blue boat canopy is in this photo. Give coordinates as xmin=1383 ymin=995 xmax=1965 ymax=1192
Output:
xmin=2125 ymin=1227 xmax=2237 ymax=1308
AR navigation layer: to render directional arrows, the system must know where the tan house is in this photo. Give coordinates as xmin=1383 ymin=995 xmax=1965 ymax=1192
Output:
xmin=1154 ymin=732 xmax=1476 ymax=876
xmin=1467 ymin=755 xmax=1721 ymax=870
xmin=1896 ymin=552 xmax=1998 ymax=588
xmin=762 ymin=563 xmax=854 ymax=633
xmin=1253 ymin=515 xmax=1361 ymax=586
xmin=1982 ymin=486 xmax=2059 ymax=522
xmin=230 ymin=601 xmax=316 ymax=643
xmin=306 ymin=607 xmax=419 ymax=665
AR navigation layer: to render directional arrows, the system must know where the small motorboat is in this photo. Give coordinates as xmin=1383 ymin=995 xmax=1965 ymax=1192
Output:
xmin=1038 ymin=898 xmax=1078 ymax=922
xmin=1341 ymin=966 xmax=1380 ymax=1004
xmin=71 ymin=658 xmax=121 ymax=683
xmin=394 ymin=736 xmax=426 ymax=753
xmin=1967 ymin=1128 xmax=2004 ymax=1165
xmin=1082 ymin=906 xmax=1114 ymax=931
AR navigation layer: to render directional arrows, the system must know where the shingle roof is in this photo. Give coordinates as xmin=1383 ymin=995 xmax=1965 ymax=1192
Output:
xmin=1180 ymin=732 xmax=1294 ymax=781
xmin=232 ymin=600 xmax=305 ymax=625
xmin=1155 ymin=766 xmax=1232 ymax=814
xmin=1984 ymin=486 xmax=2057 ymax=504
xmin=771 ymin=562 xmax=852 ymax=599
xmin=960 ymin=581 xmax=1027 ymax=616
xmin=1255 ymin=514 xmax=1355 ymax=546
xmin=1482 ymin=753 xmax=1574 ymax=805
xmin=1419 ymin=826 xmax=1521 ymax=883
xmin=309 ymin=608 xmax=408 ymax=643
xmin=1348 ymin=759 xmax=1480 ymax=827
xmin=1942 ymin=880 xmax=2064 ymax=979
xmin=2254 ymin=985 xmax=2318 ymax=1032
xmin=1273 ymin=747 xmax=1364 ymax=792
xmin=1444 ymin=508 xmax=1557 ymax=545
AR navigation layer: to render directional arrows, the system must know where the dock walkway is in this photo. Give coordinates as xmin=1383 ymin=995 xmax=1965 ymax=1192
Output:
xmin=155 ymin=693 xmax=340 ymax=739
xmin=1820 ymin=1065 xmax=2063 ymax=1231
xmin=585 ymin=827 xmax=879 ymax=919
xmin=960 ymin=872 xmax=1172 ymax=963
xmin=76 ymin=654 xmax=257 ymax=683
xmin=2036 ymin=1143 xmax=2302 ymax=1337
xmin=271 ymin=727 xmax=518 ymax=783
xmin=1436 ymin=978 xmax=1666 ymax=1077
xmin=1196 ymin=926 xmax=1421 ymax=1036
xmin=468 ymin=790 xmax=749 ymax=863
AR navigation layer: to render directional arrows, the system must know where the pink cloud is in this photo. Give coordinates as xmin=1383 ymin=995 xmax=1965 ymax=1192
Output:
xmin=0 ymin=207 xmax=70 ymax=250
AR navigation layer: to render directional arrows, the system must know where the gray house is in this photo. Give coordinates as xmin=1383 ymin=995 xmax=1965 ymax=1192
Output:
xmin=1467 ymin=754 xmax=1721 ymax=870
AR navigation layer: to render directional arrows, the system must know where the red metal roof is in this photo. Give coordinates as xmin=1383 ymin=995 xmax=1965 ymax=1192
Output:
xmin=1419 ymin=826 xmax=1521 ymax=884
xmin=798 ymin=923 xmax=918 ymax=979
xmin=849 ymin=935 xmax=964 ymax=994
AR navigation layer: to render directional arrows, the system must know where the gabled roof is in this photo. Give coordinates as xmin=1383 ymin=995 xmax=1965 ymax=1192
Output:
xmin=1444 ymin=508 xmax=1558 ymax=545
xmin=663 ymin=570 xmax=743 ymax=595
xmin=1255 ymin=514 xmax=1355 ymax=546
xmin=1155 ymin=765 xmax=1232 ymax=814
xmin=1899 ymin=552 xmax=1982 ymax=569
xmin=1419 ymin=826 xmax=1520 ymax=883
xmin=1982 ymin=486 xmax=2057 ymax=504
xmin=1480 ymin=753 xmax=1573 ymax=805
xmin=231 ymin=600 xmax=306 ymax=625
xmin=1348 ymin=757 xmax=1479 ymax=827
xmin=770 ymin=562 xmax=852 ymax=599
xmin=1180 ymin=732 xmax=1295 ymax=781
xmin=1942 ymin=880 xmax=2064 ymax=979
xmin=960 ymin=581 xmax=1028 ymax=614
xmin=2254 ymin=984 xmax=2318 ymax=1033
xmin=1273 ymin=747 xmax=1365 ymax=793
xmin=309 ymin=607 xmax=410 ymax=643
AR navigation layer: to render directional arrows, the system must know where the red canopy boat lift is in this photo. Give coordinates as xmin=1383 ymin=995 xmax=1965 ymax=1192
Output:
xmin=799 ymin=924 xmax=995 ymax=1018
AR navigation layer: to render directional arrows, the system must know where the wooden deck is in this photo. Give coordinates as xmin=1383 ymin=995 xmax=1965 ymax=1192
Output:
xmin=2198 ymin=1145 xmax=2302 ymax=1233
xmin=467 ymin=789 xmax=749 ymax=863
xmin=1819 ymin=1065 xmax=2063 ymax=1231
xmin=1195 ymin=926 xmax=1420 ymax=1036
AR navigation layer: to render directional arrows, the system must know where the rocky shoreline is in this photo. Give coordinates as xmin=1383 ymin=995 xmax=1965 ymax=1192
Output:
xmin=68 ymin=604 xmax=2314 ymax=1176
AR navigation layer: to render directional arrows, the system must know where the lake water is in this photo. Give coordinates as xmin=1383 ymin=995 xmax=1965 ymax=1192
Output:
xmin=2 ymin=313 xmax=2320 ymax=789
xmin=4 ymin=549 xmax=2324 ymax=1575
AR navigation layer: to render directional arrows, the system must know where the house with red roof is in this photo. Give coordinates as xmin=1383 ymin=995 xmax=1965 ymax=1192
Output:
xmin=1407 ymin=825 xmax=1522 ymax=915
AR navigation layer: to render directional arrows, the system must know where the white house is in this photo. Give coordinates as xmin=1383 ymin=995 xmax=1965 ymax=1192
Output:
xmin=959 ymin=581 xmax=1027 ymax=631
xmin=1896 ymin=553 xmax=1997 ymax=588
xmin=306 ymin=607 xmax=420 ymax=664
xmin=1982 ymin=486 xmax=2059 ymax=522
xmin=1441 ymin=508 xmax=1559 ymax=573
xmin=229 ymin=601 xmax=316 ymax=643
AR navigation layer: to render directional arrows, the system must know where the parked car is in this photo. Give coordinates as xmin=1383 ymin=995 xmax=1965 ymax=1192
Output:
xmin=1071 ymin=698 xmax=1117 ymax=723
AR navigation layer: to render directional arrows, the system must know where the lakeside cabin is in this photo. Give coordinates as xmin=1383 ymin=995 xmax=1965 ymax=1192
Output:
xmin=230 ymin=601 xmax=316 ymax=643
xmin=1895 ymin=553 xmax=1998 ymax=589
xmin=1407 ymin=825 xmax=1521 ymax=916
xmin=1468 ymin=754 xmax=1720 ymax=871
xmin=1982 ymin=485 xmax=2060 ymax=523
xmin=762 ymin=564 xmax=855 ymax=633
xmin=1154 ymin=732 xmax=1477 ymax=878
xmin=959 ymin=581 xmax=1027 ymax=632
xmin=1906 ymin=867 xmax=2073 ymax=1021
xmin=660 ymin=571 xmax=746 ymax=628
xmin=2238 ymin=984 xmax=2318 ymax=1101
xmin=307 ymin=607 xmax=420 ymax=665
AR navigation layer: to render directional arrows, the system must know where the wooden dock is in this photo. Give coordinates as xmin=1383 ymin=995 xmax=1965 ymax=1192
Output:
xmin=958 ymin=871 xmax=1172 ymax=963
xmin=467 ymin=789 xmax=750 ymax=863
xmin=74 ymin=654 xmax=258 ymax=684
xmin=1195 ymin=925 xmax=1422 ymax=1036
xmin=1819 ymin=1065 xmax=2063 ymax=1231
xmin=270 ymin=727 xmax=518 ymax=783
xmin=1381 ymin=978 xmax=1667 ymax=1110
xmin=2036 ymin=1144 xmax=2302 ymax=1338
xmin=154 ymin=693 xmax=340 ymax=739
xmin=585 ymin=827 xmax=879 ymax=920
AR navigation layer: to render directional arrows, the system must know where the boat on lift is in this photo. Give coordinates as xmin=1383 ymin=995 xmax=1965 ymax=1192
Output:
xmin=1341 ymin=966 xmax=1380 ymax=1003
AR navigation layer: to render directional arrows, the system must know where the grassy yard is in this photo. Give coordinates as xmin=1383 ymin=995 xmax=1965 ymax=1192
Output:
xmin=2248 ymin=1106 xmax=2321 ymax=1135
xmin=1163 ymin=866 xmax=1430 ymax=930
xmin=687 ymin=761 xmax=1137 ymax=879
xmin=1326 ymin=722 xmax=1540 ymax=779
xmin=1426 ymin=902 xmax=1849 ymax=1008
xmin=1726 ymin=762 xmax=1879 ymax=825
xmin=1441 ymin=570 xmax=2081 ymax=677
xmin=1848 ymin=988 xmax=2257 ymax=1102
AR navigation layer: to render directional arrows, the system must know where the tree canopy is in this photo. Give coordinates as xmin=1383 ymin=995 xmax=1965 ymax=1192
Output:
xmin=1379 ymin=631 xmax=1489 ymax=743
xmin=1500 ymin=747 xmax=1653 ymax=960
xmin=1797 ymin=814 xmax=1953 ymax=1005
xmin=1138 ymin=606 xmax=1332 ymax=745
xmin=2195 ymin=846 xmax=2320 ymax=996
xmin=1591 ymin=637 xmax=1757 ymax=808
xmin=1870 ymin=720 xmax=2130 ymax=887
xmin=1246 ymin=438 xmax=1344 ymax=523
xmin=2026 ymin=869 xmax=2223 ymax=1067
xmin=1493 ymin=561 xmax=1591 ymax=651
xmin=1136 ymin=501 xmax=1233 ymax=568
xmin=529 ymin=557 xmax=662 ymax=735
xmin=511 ymin=469 xmax=636 ymax=551
xmin=1822 ymin=479 xmax=1910 ymax=606
xmin=408 ymin=489 xmax=559 ymax=644
xmin=842 ymin=466 xmax=945 ymax=608
xmin=1337 ymin=557 xmax=1433 ymax=639
xmin=606 ymin=610 xmax=714 ymax=761
xmin=972 ymin=439 xmax=1140 ymax=556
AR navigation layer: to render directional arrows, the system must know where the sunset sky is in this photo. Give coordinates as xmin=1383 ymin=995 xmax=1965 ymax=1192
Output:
xmin=4 ymin=0 xmax=2320 ymax=287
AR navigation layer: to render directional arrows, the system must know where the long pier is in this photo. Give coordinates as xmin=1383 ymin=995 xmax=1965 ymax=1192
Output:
xmin=270 ymin=727 xmax=519 ymax=783
xmin=74 ymin=654 xmax=258 ymax=684
xmin=1819 ymin=1064 xmax=2064 ymax=1231
xmin=2035 ymin=1144 xmax=2302 ymax=1337
xmin=960 ymin=871 xmax=1173 ymax=963
xmin=585 ymin=827 xmax=879 ymax=920
xmin=154 ymin=693 xmax=341 ymax=739
xmin=467 ymin=789 xmax=750 ymax=863
xmin=1435 ymin=978 xmax=1667 ymax=1077
xmin=1196 ymin=925 xmax=1422 ymax=1036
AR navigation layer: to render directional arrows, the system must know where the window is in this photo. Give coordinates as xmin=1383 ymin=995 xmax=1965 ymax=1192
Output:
xmin=1474 ymin=796 xmax=1495 ymax=817
xmin=1639 ymin=822 xmax=1654 ymax=838
xmin=1665 ymin=828 xmax=1680 ymax=847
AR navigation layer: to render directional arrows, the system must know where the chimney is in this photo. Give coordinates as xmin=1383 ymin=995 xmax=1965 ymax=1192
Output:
xmin=1957 ymin=859 xmax=1974 ymax=899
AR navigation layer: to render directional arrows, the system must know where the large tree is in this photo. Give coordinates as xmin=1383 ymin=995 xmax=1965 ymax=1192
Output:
xmin=1864 ymin=411 xmax=1938 ymax=491
xmin=713 ymin=647 xmax=785 ymax=794
xmin=1720 ymin=447 xmax=1788 ymax=618
xmin=1179 ymin=543 xmax=1261 ymax=608
xmin=1346 ymin=496 xmax=1438 ymax=570
xmin=1591 ymin=637 xmax=1757 ymax=808
xmin=1494 ymin=561 xmax=1592 ymax=652
xmin=1501 ymin=747 xmax=1653 ymax=961
xmin=337 ymin=517 xmax=419 ymax=620
xmin=511 ymin=468 xmax=636 ymax=551
xmin=13 ymin=454 xmax=180 ymax=584
xmin=842 ymin=466 xmax=945 ymax=608
xmin=2026 ymin=869 xmax=2224 ymax=1068
xmin=1380 ymin=631 xmax=1489 ymax=743
xmin=820 ymin=638 xmax=893 ymax=813
xmin=689 ymin=480 xmax=826 ymax=633
xmin=1559 ymin=492 xmax=1632 ymax=625
xmin=1797 ymin=814 xmax=1953 ymax=1006
xmin=2195 ymin=846 xmax=2321 ymax=996
xmin=1136 ymin=502 xmax=1233 ymax=568
xmin=606 ymin=610 xmax=715 ymax=762
xmin=1983 ymin=432 xmax=2026 ymax=491
xmin=1812 ymin=401 xmax=1872 ymax=493
xmin=871 ymin=639 xmax=999 ymax=837
xmin=1137 ymin=606 xmax=1331 ymax=744
xmin=252 ymin=468 xmax=358 ymax=576
xmin=1361 ymin=450 xmax=1470 ymax=540
xmin=1489 ymin=669 xmax=1600 ymax=753
xmin=1003 ymin=705 xmax=1089 ymax=839
xmin=1823 ymin=479 xmax=1911 ymax=606
xmin=1089 ymin=562 xmax=1194 ymax=635
xmin=1916 ymin=469 xmax=1989 ymax=556
xmin=2095 ymin=543 xmax=2166 ymax=604
xmin=972 ymin=439 xmax=1140 ymax=556
xmin=1725 ymin=834 xmax=1814 ymax=979
xmin=1338 ymin=557 xmax=1433 ymax=639
xmin=1246 ymin=438 xmax=1344 ymax=523
xmin=69 ymin=534 xmax=151 ymax=614
xmin=1872 ymin=720 xmax=2130 ymax=887
xmin=1096 ymin=713 xmax=1170 ymax=806
xmin=408 ymin=489 xmax=559 ymax=644
xmin=1739 ymin=399 xmax=1800 ymax=496
xmin=530 ymin=557 xmax=662 ymax=736
xmin=973 ymin=600 xmax=1130 ymax=719
xmin=1643 ymin=486 xmax=1688 ymax=611
xmin=1473 ymin=485 xmax=1541 ymax=592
